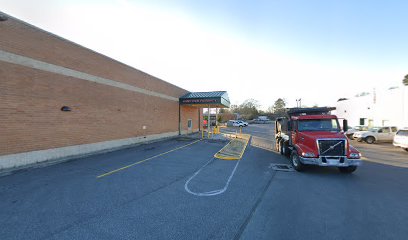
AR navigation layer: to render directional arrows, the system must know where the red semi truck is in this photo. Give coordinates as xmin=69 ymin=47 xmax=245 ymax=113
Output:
xmin=275 ymin=107 xmax=362 ymax=173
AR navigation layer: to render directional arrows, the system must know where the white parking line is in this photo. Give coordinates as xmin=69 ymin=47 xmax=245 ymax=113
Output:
xmin=184 ymin=157 xmax=242 ymax=197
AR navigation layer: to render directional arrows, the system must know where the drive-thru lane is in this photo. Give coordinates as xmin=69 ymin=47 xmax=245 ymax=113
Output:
xmin=0 ymin=134 xmax=286 ymax=240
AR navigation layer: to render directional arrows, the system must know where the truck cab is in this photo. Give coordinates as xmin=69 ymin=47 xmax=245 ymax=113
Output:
xmin=275 ymin=107 xmax=362 ymax=173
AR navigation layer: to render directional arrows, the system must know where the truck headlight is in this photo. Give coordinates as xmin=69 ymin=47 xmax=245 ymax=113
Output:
xmin=350 ymin=153 xmax=361 ymax=159
xmin=302 ymin=152 xmax=315 ymax=158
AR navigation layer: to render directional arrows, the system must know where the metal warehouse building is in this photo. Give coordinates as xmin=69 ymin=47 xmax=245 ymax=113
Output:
xmin=335 ymin=87 xmax=408 ymax=129
xmin=0 ymin=12 xmax=229 ymax=171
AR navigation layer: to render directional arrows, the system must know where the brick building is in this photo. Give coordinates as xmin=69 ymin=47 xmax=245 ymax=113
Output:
xmin=0 ymin=12 xmax=228 ymax=171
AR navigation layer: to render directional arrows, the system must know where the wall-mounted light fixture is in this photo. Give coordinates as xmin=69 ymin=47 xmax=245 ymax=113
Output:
xmin=61 ymin=106 xmax=72 ymax=112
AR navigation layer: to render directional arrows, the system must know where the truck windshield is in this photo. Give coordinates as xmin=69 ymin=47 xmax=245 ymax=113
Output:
xmin=298 ymin=119 xmax=340 ymax=132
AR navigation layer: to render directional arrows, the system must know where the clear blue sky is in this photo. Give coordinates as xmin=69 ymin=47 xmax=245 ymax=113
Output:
xmin=1 ymin=0 xmax=407 ymax=109
xmin=149 ymin=0 xmax=408 ymax=67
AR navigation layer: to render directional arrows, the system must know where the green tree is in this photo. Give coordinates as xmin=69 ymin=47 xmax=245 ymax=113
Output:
xmin=273 ymin=98 xmax=286 ymax=114
xmin=403 ymin=74 xmax=408 ymax=86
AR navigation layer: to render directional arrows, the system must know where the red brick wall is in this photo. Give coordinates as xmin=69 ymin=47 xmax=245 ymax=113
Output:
xmin=0 ymin=17 xmax=186 ymax=98
xmin=0 ymin=16 xmax=199 ymax=156
xmin=181 ymin=106 xmax=200 ymax=132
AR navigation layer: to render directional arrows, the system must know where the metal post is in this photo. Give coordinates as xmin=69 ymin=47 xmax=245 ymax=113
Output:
xmin=215 ymin=108 xmax=218 ymax=127
xmin=215 ymin=107 xmax=218 ymax=134
xmin=198 ymin=108 xmax=201 ymax=132
xmin=208 ymin=105 xmax=211 ymax=135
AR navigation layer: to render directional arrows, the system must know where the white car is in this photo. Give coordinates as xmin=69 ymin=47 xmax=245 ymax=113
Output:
xmin=235 ymin=120 xmax=248 ymax=127
xmin=226 ymin=120 xmax=246 ymax=127
xmin=353 ymin=126 xmax=398 ymax=144
xmin=393 ymin=129 xmax=408 ymax=152
xmin=346 ymin=125 xmax=368 ymax=139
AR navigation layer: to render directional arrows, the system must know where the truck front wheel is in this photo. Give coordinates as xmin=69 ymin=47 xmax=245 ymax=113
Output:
xmin=338 ymin=166 xmax=357 ymax=173
xmin=290 ymin=151 xmax=304 ymax=172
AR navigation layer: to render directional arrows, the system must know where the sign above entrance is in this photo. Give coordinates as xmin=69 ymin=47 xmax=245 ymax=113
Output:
xmin=179 ymin=91 xmax=230 ymax=108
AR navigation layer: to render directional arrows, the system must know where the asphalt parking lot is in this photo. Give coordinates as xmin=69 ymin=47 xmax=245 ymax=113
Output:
xmin=352 ymin=140 xmax=408 ymax=168
xmin=1 ymin=124 xmax=408 ymax=240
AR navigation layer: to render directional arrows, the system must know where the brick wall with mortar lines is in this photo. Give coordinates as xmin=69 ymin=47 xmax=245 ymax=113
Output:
xmin=0 ymin=16 xmax=186 ymax=98
xmin=0 ymin=14 xmax=199 ymax=156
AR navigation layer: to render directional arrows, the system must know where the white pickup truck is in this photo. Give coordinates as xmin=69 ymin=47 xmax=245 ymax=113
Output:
xmin=353 ymin=126 xmax=398 ymax=144
xmin=393 ymin=129 xmax=408 ymax=152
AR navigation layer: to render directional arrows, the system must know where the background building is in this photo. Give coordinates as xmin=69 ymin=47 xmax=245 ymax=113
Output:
xmin=336 ymin=86 xmax=408 ymax=129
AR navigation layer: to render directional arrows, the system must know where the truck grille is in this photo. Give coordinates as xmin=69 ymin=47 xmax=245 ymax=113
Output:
xmin=318 ymin=140 xmax=345 ymax=156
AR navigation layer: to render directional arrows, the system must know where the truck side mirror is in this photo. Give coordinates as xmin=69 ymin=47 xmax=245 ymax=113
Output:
xmin=343 ymin=119 xmax=348 ymax=132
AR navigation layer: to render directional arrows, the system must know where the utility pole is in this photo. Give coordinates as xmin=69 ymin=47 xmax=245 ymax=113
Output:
xmin=296 ymin=98 xmax=302 ymax=108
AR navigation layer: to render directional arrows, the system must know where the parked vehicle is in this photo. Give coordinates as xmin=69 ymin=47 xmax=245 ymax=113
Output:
xmin=226 ymin=120 xmax=236 ymax=127
xmin=393 ymin=129 xmax=408 ymax=152
xmin=226 ymin=120 xmax=246 ymax=127
xmin=353 ymin=126 xmax=398 ymax=144
xmin=275 ymin=107 xmax=361 ymax=173
xmin=345 ymin=125 xmax=368 ymax=139
xmin=233 ymin=121 xmax=246 ymax=127
xmin=253 ymin=118 xmax=272 ymax=124
xmin=235 ymin=120 xmax=248 ymax=127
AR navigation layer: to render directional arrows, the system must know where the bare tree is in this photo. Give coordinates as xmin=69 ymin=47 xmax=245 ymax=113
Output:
xmin=232 ymin=99 xmax=260 ymax=120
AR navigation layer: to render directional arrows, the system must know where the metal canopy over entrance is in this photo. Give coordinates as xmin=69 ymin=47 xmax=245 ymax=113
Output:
xmin=179 ymin=91 xmax=230 ymax=108
xmin=178 ymin=91 xmax=230 ymax=135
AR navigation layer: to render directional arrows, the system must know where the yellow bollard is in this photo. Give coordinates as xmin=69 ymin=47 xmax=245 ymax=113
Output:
xmin=202 ymin=130 xmax=204 ymax=139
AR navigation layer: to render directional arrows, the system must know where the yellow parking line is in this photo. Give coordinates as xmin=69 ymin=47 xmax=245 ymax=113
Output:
xmin=97 ymin=139 xmax=202 ymax=179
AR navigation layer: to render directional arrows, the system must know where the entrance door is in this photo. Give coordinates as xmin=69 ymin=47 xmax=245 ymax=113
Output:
xmin=187 ymin=119 xmax=192 ymax=133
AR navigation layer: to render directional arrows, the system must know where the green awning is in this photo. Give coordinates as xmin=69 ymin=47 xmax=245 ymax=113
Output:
xmin=179 ymin=91 xmax=230 ymax=108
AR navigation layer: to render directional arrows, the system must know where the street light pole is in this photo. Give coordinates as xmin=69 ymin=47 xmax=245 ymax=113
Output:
xmin=296 ymin=98 xmax=302 ymax=108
